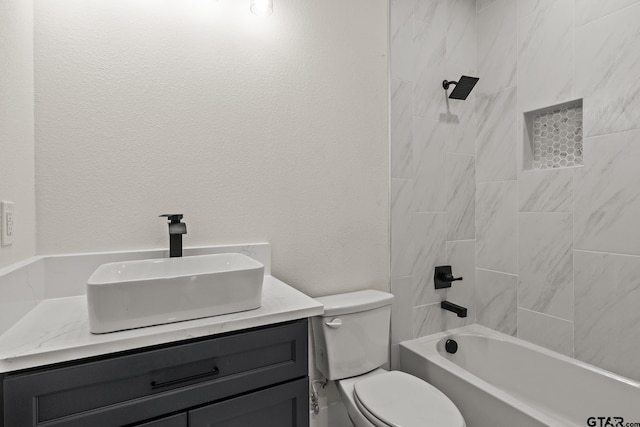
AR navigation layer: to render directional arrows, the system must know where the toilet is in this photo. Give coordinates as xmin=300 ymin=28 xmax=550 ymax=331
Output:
xmin=312 ymin=290 xmax=465 ymax=427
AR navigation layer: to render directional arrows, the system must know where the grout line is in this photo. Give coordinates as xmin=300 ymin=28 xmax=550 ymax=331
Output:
xmin=585 ymin=127 xmax=640 ymax=140
xmin=518 ymin=211 xmax=574 ymax=215
xmin=515 ymin=0 xmax=520 ymax=336
xmin=476 ymin=267 xmax=518 ymax=277
xmin=572 ymin=166 xmax=576 ymax=357
xmin=518 ymin=307 xmax=574 ymax=325
xmin=573 ymin=248 xmax=640 ymax=258
xmin=574 ymin=1 xmax=640 ymax=29
xmin=476 ymin=179 xmax=518 ymax=185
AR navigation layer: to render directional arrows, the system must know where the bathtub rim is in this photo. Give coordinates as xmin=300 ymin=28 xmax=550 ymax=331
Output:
xmin=400 ymin=324 xmax=640 ymax=390
xmin=399 ymin=324 xmax=640 ymax=427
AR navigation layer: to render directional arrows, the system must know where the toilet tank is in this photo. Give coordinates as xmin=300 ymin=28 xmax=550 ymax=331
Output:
xmin=312 ymin=290 xmax=394 ymax=380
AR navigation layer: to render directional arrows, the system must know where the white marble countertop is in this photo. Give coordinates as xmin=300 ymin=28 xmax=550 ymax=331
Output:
xmin=0 ymin=276 xmax=323 ymax=373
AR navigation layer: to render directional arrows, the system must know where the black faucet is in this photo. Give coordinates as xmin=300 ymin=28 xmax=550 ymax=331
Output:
xmin=160 ymin=214 xmax=187 ymax=257
xmin=434 ymin=265 xmax=463 ymax=289
xmin=441 ymin=301 xmax=467 ymax=318
xmin=435 ymin=265 xmax=467 ymax=318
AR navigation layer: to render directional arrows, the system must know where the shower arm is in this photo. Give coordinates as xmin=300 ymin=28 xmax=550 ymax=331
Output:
xmin=442 ymin=80 xmax=458 ymax=90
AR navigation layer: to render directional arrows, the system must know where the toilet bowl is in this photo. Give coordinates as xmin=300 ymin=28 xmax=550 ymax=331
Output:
xmin=339 ymin=369 xmax=465 ymax=427
xmin=312 ymin=290 xmax=465 ymax=427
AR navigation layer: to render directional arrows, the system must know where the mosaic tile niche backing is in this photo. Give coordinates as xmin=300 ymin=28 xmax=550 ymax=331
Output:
xmin=531 ymin=104 xmax=583 ymax=169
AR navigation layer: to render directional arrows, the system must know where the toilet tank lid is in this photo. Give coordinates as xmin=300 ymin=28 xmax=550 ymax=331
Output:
xmin=316 ymin=290 xmax=393 ymax=316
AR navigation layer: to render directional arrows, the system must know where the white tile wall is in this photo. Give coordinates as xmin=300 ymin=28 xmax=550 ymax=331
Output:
xmin=390 ymin=0 xmax=477 ymax=342
xmin=391 ymin=179 xmax=415 ymax=277
xmin=519 ymin=169 xmax=573 ymax=212
xmin=391 ymin=79 xmax=414 ymax=179
xmin=517 ymin=308 xmax=574 ymax=357
xmin=517 ymin=0 xmax=573 ymax=112
xmin=413 ymin=16 xmax=446 ymax=119
xmin=414 ymin=117 xmax=446 ymax=211
xmin=518 ymin=212 xmax=573 ymax=320
xmin=476 ymin=268 xmax=517 ymax=335
xmin=446 ymin=153 xmax=475 ymax=241
xmin=446 ymin=240 xmax=475 ymax=321
xmin=391 ymin=0 xmax=640 ymax=384
xmin=476 ymin=181 xmax=518 ymax=274
xmin=575 ymin=3 xmax=640 ymax=136
xmin=575 ymin=129 xmax=640 ymax=256
xmin=412 ymin=212 xmax=447 ymax=306
xmin=476 ymin=87 xmax=517 ymax=182
xmin=470 ymin=0 xmax=640 ymax=382
xmin=574 ymin=0 xmax=640 ymax=26
xmin=391 ymin=276 xmax=414 ymax=344
xmin=476 ymin=0 xmax=516 ymax=95
xmin=575 ymin=250 xmax=640 ymax=380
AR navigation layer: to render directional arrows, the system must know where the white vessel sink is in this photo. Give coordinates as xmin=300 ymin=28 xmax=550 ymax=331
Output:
xmin=87 ymin=253 xmax=264 ymax=333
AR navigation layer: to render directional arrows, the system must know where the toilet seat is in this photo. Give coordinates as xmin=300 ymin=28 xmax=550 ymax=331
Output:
xmin=353 ymin=371 xmax=465 ymax=427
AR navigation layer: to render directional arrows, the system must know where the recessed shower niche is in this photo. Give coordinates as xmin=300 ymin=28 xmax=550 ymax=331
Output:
xmin=523 ymin=99 xmax=583 ymax=170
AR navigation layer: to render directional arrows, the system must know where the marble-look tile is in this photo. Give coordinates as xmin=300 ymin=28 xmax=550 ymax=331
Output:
xmin=0 ymin=258 xmax=44 ymax=335
xmin=445 ymin=94 xmax=476 ymax=155
xmin=517 ymin=0 xmax=573 ymax=112
xmin=517 ymin=308 xmax=574 ymax=357
xmin=413 ymin=15 xmax=447 ymax=119
xmin=447 ymin=154 xmax=475 ymax=241
xmin=444 ymin=0 xmax=477 ymax=156
xmin=518 ymin=213 xmax=573 ymax=320
xmin=476 ymin=181 xmax=518 ymax=274
xmin=476 ymin=87 xmax=517 ymax=182
xmin=414 ymin=0 xmax=447 ymax=25
xmin=576 ymin=3 xmax=640 ymax=136
xmin=391 ymin=276 xmax=414 ymax=343
xmin=519 ymin=0 xmax=544 ymax=18
xmin=475 ymin=268 xmax=517 ymax=335
xmin=519 ymin=169 xmax=573 ymax=212
xmin=390 ymin=0 xmax=413 ymax=81
xmin=391 ymin=179 xmax=415 ymax=277
xmin=446 ymin=240 xmax=475 ymax=323
xmin=413 ymin=302 xmax=469 ymax=338
xmin=391 ymin=79 xmax=414 ymax=179
xmin=414 ymin=304 xmax=444 ymax=337
xmin=575 ymin=130 xmax=640 ymax=255
xmin=390 ymin=344 xmax=400 ymax=370
xmin=477 ymin=0 xmax=497 ymax=12
xmin=477 ymin=0 xmax=517 ymax=95
xmin=575 ymin=0 xmax=640 ymax=26
xmin=446 ymin=0 xmax=476 ymax=77
xmin=413 ymin=212 xmax=447 ymax=305
xmin=414 ymin=117 xmax=446 ymax=211
xmin=575 ymin=251 xmax=640 ymax=381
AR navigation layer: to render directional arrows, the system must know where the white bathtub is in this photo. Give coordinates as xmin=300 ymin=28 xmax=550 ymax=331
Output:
xmin=399 ymin=324 xmax=640 ymax=427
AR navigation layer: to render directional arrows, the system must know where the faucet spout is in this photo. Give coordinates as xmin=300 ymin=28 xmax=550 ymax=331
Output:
xmin=160 ymin=214 xmax=187 ymax=258
xmin=441 ymin=300 xmax=467 ymax=318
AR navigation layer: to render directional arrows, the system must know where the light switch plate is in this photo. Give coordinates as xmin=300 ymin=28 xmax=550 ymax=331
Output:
xmin=1 ymin=201 xmax=14 ymax=246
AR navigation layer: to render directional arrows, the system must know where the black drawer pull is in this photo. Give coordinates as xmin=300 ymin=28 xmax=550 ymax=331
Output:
xmin=150 ymin=367 xmax=220 ymax=389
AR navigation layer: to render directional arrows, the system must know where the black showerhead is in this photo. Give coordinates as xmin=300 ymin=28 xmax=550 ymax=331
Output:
xmin=442 ymin=76 xmax=480 ymax=100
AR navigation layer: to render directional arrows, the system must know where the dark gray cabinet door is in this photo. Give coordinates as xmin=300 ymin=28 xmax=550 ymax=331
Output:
xmin=189 ymin=378 xmax=309 ymax=427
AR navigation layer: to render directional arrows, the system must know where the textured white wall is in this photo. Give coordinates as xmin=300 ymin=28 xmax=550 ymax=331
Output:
xmin=0 ymin=0 xmax=36 ymax=269
xmin=34 ymin=0 xmax=389 ymax=296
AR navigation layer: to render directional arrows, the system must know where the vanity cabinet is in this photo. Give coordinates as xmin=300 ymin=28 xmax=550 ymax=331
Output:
xmin=1 ymin=320 xmax=309 ymax=427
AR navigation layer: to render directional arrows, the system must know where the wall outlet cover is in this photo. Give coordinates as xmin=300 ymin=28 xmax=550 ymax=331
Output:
xmin=1 ymin=201 xmax=14 ymax=247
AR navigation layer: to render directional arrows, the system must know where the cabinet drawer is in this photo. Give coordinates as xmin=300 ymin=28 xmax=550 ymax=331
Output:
xmin=3 ymin=320 xmax=307 ymax=427
xmin=189 ymin=377 xmax=309 ymax=427
xmin=136 ymin=413 xmax=187 ymax=427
